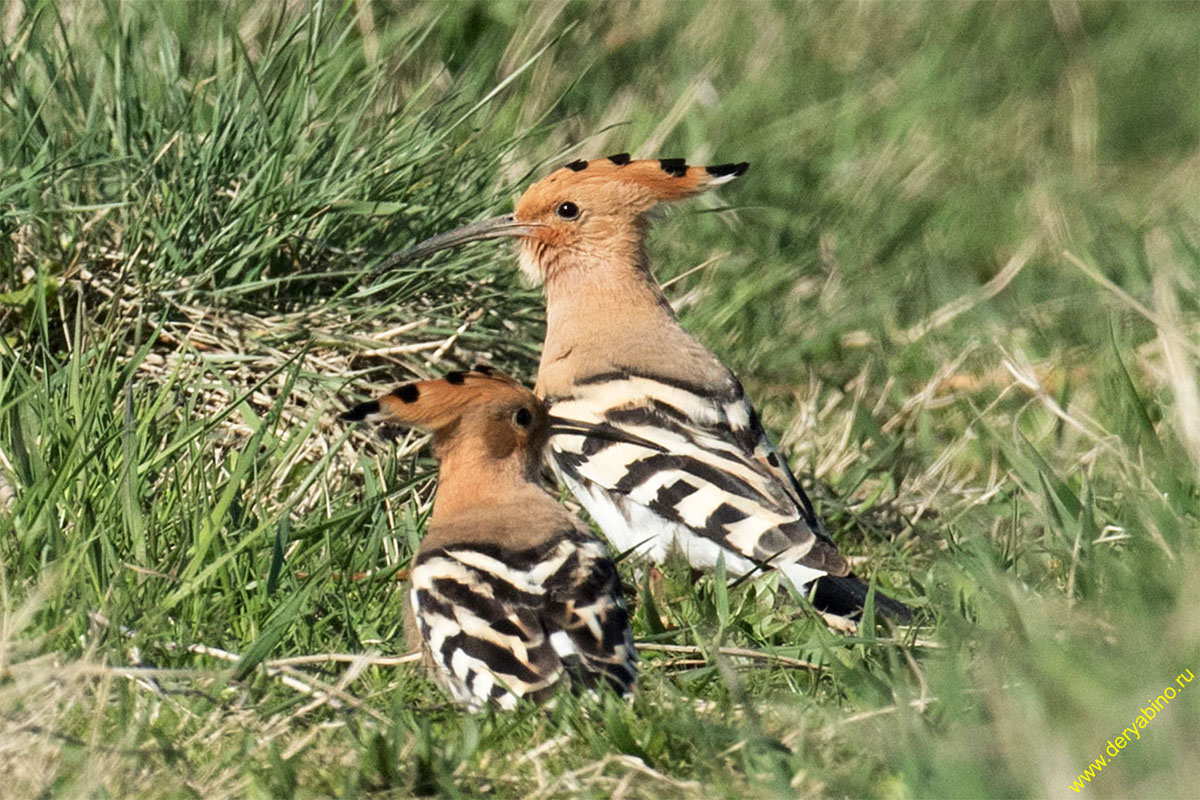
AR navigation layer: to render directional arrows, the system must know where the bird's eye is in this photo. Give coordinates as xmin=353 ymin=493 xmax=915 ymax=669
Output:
xmin=555 ymin=201 xmax=580 ymax=220
xmin=513 ymin=407 xmax=533 ymax=428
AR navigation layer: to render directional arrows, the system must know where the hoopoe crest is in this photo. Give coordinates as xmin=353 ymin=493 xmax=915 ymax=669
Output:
xmin=394 ymin=156 xmax=912 ymax=622
xmin=343 ymin=368 xmax=637 ymax=709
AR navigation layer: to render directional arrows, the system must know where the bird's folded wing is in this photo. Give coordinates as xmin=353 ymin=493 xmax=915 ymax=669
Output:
xmin=542 ymin=528 xmax=637 ymax=695
xmin=411 ymin=541 xmax=564 ymax=709
xmin=411 ymin=532 xmax=633 ymax=709
xmin=547 ymin=371 xmax=848 ymax=575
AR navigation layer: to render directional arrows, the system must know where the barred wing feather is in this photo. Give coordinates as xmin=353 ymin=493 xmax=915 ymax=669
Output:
xmin=411 ymin=529 xmax=635 ymax=711
xmin=547 ymin=370 xmax=850 ymax=579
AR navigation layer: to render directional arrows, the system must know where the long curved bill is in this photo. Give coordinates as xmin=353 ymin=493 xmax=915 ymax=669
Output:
xmin=384 ymin=214 xmax=540 ymax=267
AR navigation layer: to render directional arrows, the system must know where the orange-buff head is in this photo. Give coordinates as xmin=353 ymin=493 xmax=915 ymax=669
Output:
xmin=392 ymin=155 xmax=748 ymax=284
xmin=341 ymin=367 xmax=548 ymax=467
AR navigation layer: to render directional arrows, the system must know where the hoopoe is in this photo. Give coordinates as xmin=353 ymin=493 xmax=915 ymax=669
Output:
xmin=395 ymin=156 xmax=911 ymax=621
xmin=342 ymin=367 xmax=637 ymax=709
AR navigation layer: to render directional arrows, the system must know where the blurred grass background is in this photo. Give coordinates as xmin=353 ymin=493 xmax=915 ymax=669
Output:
xmin=1 ymin=1 xmax=1197 ymax=797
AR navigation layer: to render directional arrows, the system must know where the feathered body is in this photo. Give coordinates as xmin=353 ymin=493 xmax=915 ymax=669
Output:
xmin=343 ymin=368 xmax=637 ymax=709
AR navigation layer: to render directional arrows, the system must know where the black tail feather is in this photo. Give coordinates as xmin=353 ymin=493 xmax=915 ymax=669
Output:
xmin=811 ymin=574 xmax=913 ymax=623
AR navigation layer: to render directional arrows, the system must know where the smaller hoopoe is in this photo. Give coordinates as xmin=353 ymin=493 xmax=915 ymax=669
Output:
xmin=392 ymin=155 xmax=912 ymax=622
xmin=342 ymin=367 xmax=636 ymax=710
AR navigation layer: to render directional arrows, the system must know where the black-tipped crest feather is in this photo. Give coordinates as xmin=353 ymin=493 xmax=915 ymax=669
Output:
xmin=705 ymin=162 xmax=750 ymax=178
xmin=341 ymin=399 xmax=381 ymax=422
xmin=658 ymin=158 xmax=688 ymax=177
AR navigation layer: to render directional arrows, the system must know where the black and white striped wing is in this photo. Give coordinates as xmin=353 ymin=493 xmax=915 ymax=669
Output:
xmin=547 ymin=371 xmax=848 ymax=576
xmin=543 ymin=531 xmax=637 ymax=695
xmin=411 ymin=530 xmax=635 ymax=710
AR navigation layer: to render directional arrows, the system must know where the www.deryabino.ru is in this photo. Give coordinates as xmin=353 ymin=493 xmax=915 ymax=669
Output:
xmin=1069 ymin=667 xmax=1194 ymax=792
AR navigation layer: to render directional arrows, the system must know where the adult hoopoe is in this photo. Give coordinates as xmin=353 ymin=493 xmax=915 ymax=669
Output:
xmin=342 ymin=367 xmax=637 ymax=709
xmin=395 ymin=156 xmax=911 ymax=622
